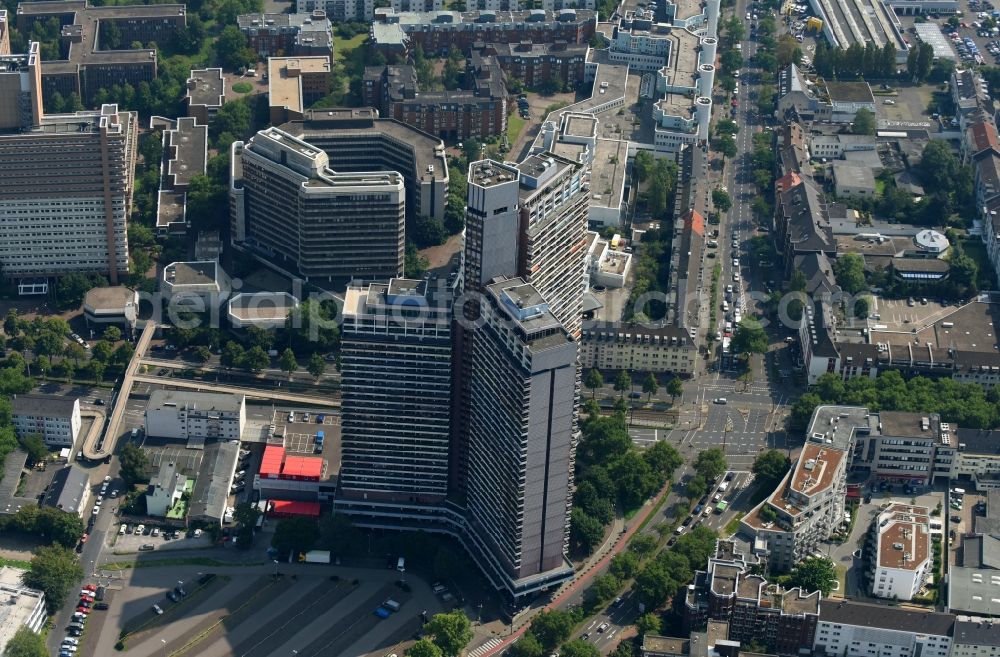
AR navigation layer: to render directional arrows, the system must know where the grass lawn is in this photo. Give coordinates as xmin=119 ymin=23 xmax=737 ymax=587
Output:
xmin=723 ymin=512 xmax=745 ymax=537
xmin=875 ymin=178 xmax=886 ymax=196
xmin=0 ymin=557 xmax=32 ymax=569
xmin=506 ymin=115 xmax=527 ymax=144
xmin=832 ymin=563 xmax=848 ymax=598
xmin=334 ymin=32 xmax=369 ymax=59
xmin=232 ymin=82 xmax=253 ymax=94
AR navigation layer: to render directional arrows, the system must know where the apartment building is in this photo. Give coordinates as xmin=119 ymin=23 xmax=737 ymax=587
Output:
xmin=11 ymin=394 xmax=82 ymax=448
xmin=951 ymin=619 xmax=1000 ymax=657
xmin=0 ymin=9 xmax=9 ymax=55
xmin=392 ymin=0 xmax=443 ymax=10
xmin=476 ymin=42 xmax=589 ymax=90
xmin=145 ymin=460 xmax=187 ymax=517
xmin=155 ymin=116 xmax=208 ymax=234
xmin=231 ymin=126 xmax=405 ymax=283
xmin=0 ymin=102 xmax=137 ymax=288
xmin=869 ymin=504 xmax=933 ymax=601
xmin=742 ymin=406 xmax=870 ymax=571
xmin=274 ymin=108 xmax=449 ymax=224
xmin=15 ymin=0 xmax=185 ymax=103
xmin=144 ymin=390 xmax=246 ymax=441
xmin=852 ymin=411 xmax=947 ymax=485
xmin=267 ymin=56 xmax=331 ymax=124
xmin=185 ymin=68 xmax=225 ymax=125
xmin=296 ymin=0 xmax=373 ymax=22
xmin=363 ymin=60 xmax=508 ymax=141
xmin=0 ymin=41 xmax=43 ymax=130
xmin=812 ymin=600 xmax=954 ymax=657
xmin=683 ymin=540 xmax=821 ymax=654
xmin=579 ymin=320 xmax=698 ymax=376
xmin=0 ymin=568 xmax=46 ymax=657
xmin=339 ymin=278 xmax=453 ymax=505
xmin=369 ymin=9 xmax=597 ymax=56
xmin=466 ymin=277 xmax=577 ymax=586
xmin=238 ymin=11 xmax=332 ymax=58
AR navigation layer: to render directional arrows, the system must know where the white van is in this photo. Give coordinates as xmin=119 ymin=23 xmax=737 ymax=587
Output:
xmin=722 ymin=300 xmax=729 ymax=312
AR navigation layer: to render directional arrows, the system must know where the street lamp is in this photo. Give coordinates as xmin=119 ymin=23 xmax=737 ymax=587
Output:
xmin=161 ymin=638 xmax=167 ymax=657
xmin=273 ymin=559 xmax=279 ymax=580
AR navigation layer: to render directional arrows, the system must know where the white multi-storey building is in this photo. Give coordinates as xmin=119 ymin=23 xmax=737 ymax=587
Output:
xmin=951 ymin=619 xmax=1000 ymax=657
xmin=870 ymin=504 xmax=933 ymax=601
xmin=813 ymin=600 xmax=954 ymax=657
xmin=11 ymin=394 xmax=82 ymax=448
xmin=339 ymin=278 xmax=453 ymax=504
xmin=0 ymin=103 xmax=136 ymax=291
xmin=144 ymin=390 xmax=246 ymax=441
xmin=295 ymin=0 xmax=373 ymax=21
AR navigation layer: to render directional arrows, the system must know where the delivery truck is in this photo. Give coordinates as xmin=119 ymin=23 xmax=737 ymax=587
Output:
xmin=300 ymin=550 xmax=331 ymax=564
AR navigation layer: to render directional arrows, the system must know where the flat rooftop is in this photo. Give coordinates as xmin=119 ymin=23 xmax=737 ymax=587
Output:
xmin=790 ymin=442 xmax=844 ymax=499
xmin=805 ymin=405 xmax=871 ymax=451
xmin=0 ymin=567 xmax=43 ymax=651
xmin=83 ymin=285 xmax=134 ymax=312
xmin=387 ymin=8 xmax=596 ymax=27
xmin=870 ymin=298 xmax=1000 ymax=358
xmin=165 ymin=117 xmax=207 ymax=188
xmin=268 ymin=56 xmax=330 ymax=116
xmin=598 ymin=248 xmax=629 ymax=275
xmin=564 ymin=113 xmax=597 ymax=138
xmin=877 ymin=504 xmax=931 ymax=571
xmin=591 ymin=138 xmax=629 ymax=210
xmin=826 ymin=80 xmax=876 ymax=104
xmin=878 ymin=411 xmax=939 ymax=441
xmin=186 ymin=68 xmax=225 ymax=110
xmin=164 ymin=261 xmax=219 ymax=287
xmin=227 ymin=292 xmax=298 ymax=320
xmin=156 ymin=191 xmax=186 ymax=231
xmin=148 ymin=389 xmax=244 ymax=412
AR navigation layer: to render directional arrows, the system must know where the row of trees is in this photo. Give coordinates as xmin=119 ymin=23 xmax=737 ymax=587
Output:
xmin=811 ymin=41 xmax=897 ymax=81
xmin=0 ymin=505 xmax=85 ymax=550
xmin=791 ymin=370 xmax=1000 ymax=431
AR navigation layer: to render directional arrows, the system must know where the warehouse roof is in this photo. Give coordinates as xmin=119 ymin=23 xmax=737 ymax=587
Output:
xmin=281 ymin=455 xmax=323 ymax=479
xmin=260 ymin=445 xmax=285 ymax=477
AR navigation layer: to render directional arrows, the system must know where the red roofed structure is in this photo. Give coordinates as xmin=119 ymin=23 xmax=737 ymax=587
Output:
xmin=281 ymin=455 xmax=323 ymax=481
xmin=683 ymin=209 xmax=705 ymax=236
xmin=269 ymin=499 xmax=321 ymax=517
xmin=260 ymin=445 xmax=285 ymax=478
xmin=775 ymin=171 xmax=802 ymax=195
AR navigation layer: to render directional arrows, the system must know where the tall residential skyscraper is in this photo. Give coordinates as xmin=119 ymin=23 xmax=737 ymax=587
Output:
xmin=339 ymin=278 xmax=453 ymax=504
xmin=464 ymin=153 xmax=589 ymax=337
xmin=466 ymin=276 xmax=578 ymax=582
xmin=231 ymin=127 xmax=405 ymax=283
xmin=0 ymin=102 xmax=136 ymax=289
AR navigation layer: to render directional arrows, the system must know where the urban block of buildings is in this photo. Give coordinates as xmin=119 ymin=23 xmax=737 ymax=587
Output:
xmin=144 ymin=390 xmax=246 ymax=443
xmin=362 ymin=57 xmax=509 ymax=142
xmin=238 ymin=11 xmax=333 ymax=58
xmin=184 ymin=68 xmax=225 ymax=125
xmin=153 ymin=115 xmax=208 ymax=235
xmin=15 ymin=0 xmax=186 ymax=103
xmin=11 ymin=394 xmax=82 ymax=448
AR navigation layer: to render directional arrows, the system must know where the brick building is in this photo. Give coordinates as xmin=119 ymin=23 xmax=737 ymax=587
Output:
xmin=237 ymin=11 xmax=332 ymax=58
xmin=474 ymin=41 xmax=588 ymax=89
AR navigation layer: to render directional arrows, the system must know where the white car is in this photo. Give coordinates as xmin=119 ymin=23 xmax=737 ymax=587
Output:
xmin=119 ymin=524 xmax=127 ymax=535
xmin=746 ymin=11 xmax=751 ymax=19
xmin=135 ymin=524 xmax=145 ymax=535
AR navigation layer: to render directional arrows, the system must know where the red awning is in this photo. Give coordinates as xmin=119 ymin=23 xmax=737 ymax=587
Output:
xmin=270 ymin=500 xmax=321 ymax=517
xmin=260 ymin=445 xmax=285 ymax=477
xmin=281 ymin=456 xmax=323 ymax=480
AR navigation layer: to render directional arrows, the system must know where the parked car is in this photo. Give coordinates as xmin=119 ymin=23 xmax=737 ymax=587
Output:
xmin=152 ymin=604 xmax=164 ymax=615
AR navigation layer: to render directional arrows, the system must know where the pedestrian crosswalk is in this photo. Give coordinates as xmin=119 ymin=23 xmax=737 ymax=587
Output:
xmin=468 ymin=637 xmax=503 ymax=657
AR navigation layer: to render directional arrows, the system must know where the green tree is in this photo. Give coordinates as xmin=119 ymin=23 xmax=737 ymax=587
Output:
xmin=787 ymin=557 xmax=837 ymax=595
xmin=628 ymin=533 xmax=658 ymax=557
xmin=610 ymin=551 xmax=640 ymax=579
xmin=686 ymin=473 xmax=707 ymax=500
xmin=279 ymin=348 xmax=298 ymax=376
xmin=589 ymin=573 xmax=621 ymax=605
xmin=693 ymin=448 xmax=727 ymax=482
xmin=270 ymin=516 xmax=320 ymax=557
xmin=3 ymin=625 xmax=48 ymax=657
xmin=712 ymin=188 xmax=732 ymax=213
xmin=635 ymin=560 xmax=679 ymax=608
xmin=732 ymin=320 xmax=767 ymax=355
xmin=570 ymin=507 xmax=604 ymax=554
xmin=666 ymin=376 xmax=683 ymax=402
xmin=712 ymin=134 xmax=738 ymax=159
xmin=24 ymin=545 xmax=83 ymax=614
xmin=119 ymin=442 xmax=149 ymax=486
xmin=613 ymin=370 xmax=631 ymax=398
xmin=17 ymin=434 xmax=47 ymax=465
xmin=90 ymin=340 xmax=113 ymax=363
xmin=584 ymin=368 xmax=604 ymax=398
xmin=102 ymin=326 xmax=122 ymax=342
xmin=3 ymin=310 xmax=18 ymax=337
xmin=752 ymin=450 xmax=790 ymax=487
xmin=424 ymin=610 xmax=473 ymax=657
xmin=530 ymin=610 xmax=574 ymax=651
xmin=507 ymin=633 xmax=544 ymax=657
xmin=560 ymin=639 xmax=600 ymax=657
xmin=636 ymin=612 xmax=662 ymax=637
xmin=242 ymin=345 xmax=271 ymax=373
xmin=216 ymin=26 xmax=257 ymax=71
xmin=852 ymin=108 xmax=876 ymax=135
xmin=317 ymin=513 xmax=363 ymax=557
xmin=407 ymin=639 xmax=444 ymax=657
xmin=307 ymin=352 xmax=326 ymax=380
xmin=641 ymin=372 xmax=659 ymax=401
xmin=193 ymin=345 xmax=212 ymax=362
xmin=833 ymin=253 xmax=867 ymax=294
xmin=221 ymin=341 xmax=245 ymax=370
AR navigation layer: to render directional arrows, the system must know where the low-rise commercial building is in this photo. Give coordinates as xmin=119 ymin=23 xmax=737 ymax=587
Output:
xmin=832 ymin=162 xmax=878 ymax=198
xmin=227 ymin=292 xmax=299 ymax=329
xmin=146 ymin=460 xmax=188 ymax=517
xmin=161 ymin=261 xmax=231 ymax=309
xmin=83 ymin=286 xmax=138 ymax=329
xmin=42 ymin=465 xmax=91 ymax=517
xmin=818 ymin=81 xmax=877 ymax=123
xmin=0 ymin=567 xmax=45 ymax=655
xmin=144 ymin=390 xmax=246 ymax=442
xmin=267 ymin=56 xmax=332 ymax=124
xmin=188 ymin=440 xmax=240 ymax=525
xmin=12 ymin=394 xmax=81 ymax=448
xmin=870 ymin=503 xmax=933 ymax=601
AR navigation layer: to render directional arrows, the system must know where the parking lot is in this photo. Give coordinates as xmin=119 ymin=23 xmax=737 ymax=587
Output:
xmin=869 ymin=295 xmax=955 ymax=329
xmin=85 ymin=563 xmax=447 ymax=657
xmin=112 ymin=526 xmax=213 ymax=554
